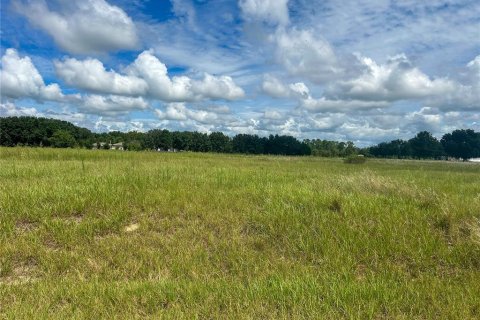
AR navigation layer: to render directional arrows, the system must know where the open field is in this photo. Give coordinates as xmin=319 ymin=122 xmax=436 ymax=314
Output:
xmin=1 ymin=147 xmax=480 ymax=319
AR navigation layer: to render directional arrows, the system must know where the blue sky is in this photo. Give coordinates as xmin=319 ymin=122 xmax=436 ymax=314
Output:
xmin=1 ymin=0 xmax=479 ymax=145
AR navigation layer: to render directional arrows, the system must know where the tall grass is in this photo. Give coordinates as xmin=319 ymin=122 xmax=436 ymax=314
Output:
xmin=1 ymin=147 xmax=479 ymax=319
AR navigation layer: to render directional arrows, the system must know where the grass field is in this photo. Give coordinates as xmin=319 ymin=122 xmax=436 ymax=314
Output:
xmin=1 ymin=147 xmax=479 ymax=319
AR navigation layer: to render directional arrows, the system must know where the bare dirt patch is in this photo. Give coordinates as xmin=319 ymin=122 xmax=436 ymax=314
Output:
xmin=124 ymin=223 xmax=140 ymax=233
xmin=15 ymin=220 xmax=39 ymax=234
xmin=0 ymin=263 xmax=38 ymax=285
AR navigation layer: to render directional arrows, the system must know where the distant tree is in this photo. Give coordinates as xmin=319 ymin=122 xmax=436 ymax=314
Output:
xmin=344 ymin=141 xmax=356 ymax=156
xmin=190 ymin=132 xmax=211 ymax=152
xmin=265 ymin=134 xmax=310 ymax=155
xmin=232 ymin=134 xmax=265 ymax=154
xmin=369 ymin=139 xmax=412 ymax=158
xmin=144 ymin=129 xmax=172 ymax=150
xmin=125 ymin=140 xmax=143 ymax=151
xmin=49 ymin=130 xmax=76 ymax=148
xmin=305 ymin=139 xmax=358 ymax=157
xmin=172 ymin=131 xmax=192 ymax=151
xmin=209 ymin=132 xmax=232 ymax=153
xmin=408 ymin=131 xmax=444 ymax=159
xmin=441 ymin=129 xmax=480 ymax=161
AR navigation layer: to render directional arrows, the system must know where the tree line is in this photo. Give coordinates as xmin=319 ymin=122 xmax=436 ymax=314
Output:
xmin=1 ymin=116 xmax=479 ymax=160
xmin=0 ymin=116 xmax=310 ymax=155
xmin=367 ymin=130 xmax=480 ymax=161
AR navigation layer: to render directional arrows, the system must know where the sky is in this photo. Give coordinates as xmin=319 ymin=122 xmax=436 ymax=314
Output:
xmin=0 ymin=0 xmax=479 ymax=146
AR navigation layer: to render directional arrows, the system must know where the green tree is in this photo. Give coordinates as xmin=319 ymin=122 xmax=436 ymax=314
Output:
xmin=441 ymin=129 xmax=480 ymax=161
xmin=49 ymin=130 xmax=76 ymax=148
xmin=408 ymin=131 xmax=443 ymax=159
xmin=125 ymin=140 xmax=143 ymax=151
xmin=209 ymin=132 xmax=232 ymax=153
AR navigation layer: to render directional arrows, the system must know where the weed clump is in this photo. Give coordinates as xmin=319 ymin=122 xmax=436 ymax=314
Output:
xmin=344 ymin=154 xmax=366 ymax=164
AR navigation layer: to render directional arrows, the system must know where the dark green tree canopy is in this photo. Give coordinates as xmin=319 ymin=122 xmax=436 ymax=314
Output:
xmin=408 ymin=131 xmax=444 ymax=159
xmin=441 ymin=129 xmax=480 ymax=160
xmin=49 ymin=130 xmax=76 ymax=148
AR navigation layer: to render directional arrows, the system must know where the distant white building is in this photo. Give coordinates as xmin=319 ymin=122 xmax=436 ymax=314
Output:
xmin=92 ymin=142 xmax=124 ymax=150
xmin=110 ymin=142 xmax=124 ymax=150
xmin=468 ymin=158 xmax=480 ymax=163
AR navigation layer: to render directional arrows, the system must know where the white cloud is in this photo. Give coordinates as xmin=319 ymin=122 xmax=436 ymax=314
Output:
xmin=261 ymin=74 xmax=290 ymax=98
xmin=198 ymin=105 xmax=231 ymax=114
xmin=93 ymin=118 xmax=151 ymax=132
xmin=273 ymin=28 xmax=341 ymax=83
xmin=0 ymin=48 xmax=64 ymax=101
xmin=55 ymin=58 xmax=148 ymax=96
xmin=171 ymin=0 xmax=197 ymax=26
xmin=155 ymin=102 xmax=223 ymax=125
xmin=426 ymin=55 xmax=480 ymax=111
xmin=126 ymin=50 xmax=194 ymax=101
xmin=81 ymin=95 xmax=149 ymax=116
xmin=15 ymin=0 xmax=138 ymax=54
xmin=263 ymin=110 xmax=284 ymax=120
xmin=191 ymin=73 xmax=245 ymax=100
xmin=328 ymin=54 xmax=456 ymax=101
xmin=239 ymin=0 xmax=289 ymax=26
xmin=261 ymin=75 xmax=310 ymax=99
xmin=289 ymin=82 xmax=310 ymax=99
xmin=301 ymin=96 xmax=389 ymax=113
xmin=154 ymin=103 xmax=188 ymax=121
xmin=264 ymin=51 xmax=478 ymax=116
xmin=338 ymin=122 xmax=402 ymax=143
xmin=0 ymin=101 xmax=39 ymax=117
xmin=261 ymin=76 xmax=390 ymax=113
xmin=465 ymin=55 xmax=480 ymax=83
xmin=55 ymin=50 xmax=245 ymax=102
xmin=404 ymin=107 xmax=442 ymax=131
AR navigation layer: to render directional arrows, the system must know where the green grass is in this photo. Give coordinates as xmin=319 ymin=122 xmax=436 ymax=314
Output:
xmin=1 ymin=147 xmax=479 ymax=319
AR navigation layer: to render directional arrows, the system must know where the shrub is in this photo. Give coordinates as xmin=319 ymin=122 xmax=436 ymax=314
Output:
xmin=344 ymin=154 xmax=366 ymax=164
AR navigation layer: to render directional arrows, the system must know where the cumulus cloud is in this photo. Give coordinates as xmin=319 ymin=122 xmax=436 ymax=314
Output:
xmin=14 ymin=0 xmax=138 ymax=54
xmin=191 ymin=73 xmax=245 ymax=100
xmin=55 ymin=58 xmax=148 ymax=96
xmin=126 ymin=51 xmax=194 ymax=101
xmin=239 ymin=0 xmax=289 ymax=26
xmin=0 ymin=48 xmax=65 ymax=101
xmin=154 ymin=102 xmax=236 ymax=125
xmin=81 ymin=95 xmax=149 ymax=116
xmin=273 ymin=28 xmax=341 ymax=83
xmin=261 ymin=75 xmax=310 ymax=99
xmin=328 ymin=54 xmax=456 ymax=101
xmin=55 ymin=50 xmax=245 ymax=102
xmin=261 ymin=75 xmax=389 ymax=113
xmin=426 ymin=55 xmax=480 ymax=111
xmin=128 ymin=50 xmax=245 ymax=101
xmin=289 ymin=82 xmax=310 ymax=99
xmin=93 ymin=118 xmax=152 ymax=132
xmin=0 ymin=101 xmax=39 ymax=117
xmin=261 ymin=52 xmax=476 ymax=114
xmin=261 ymin=74 xmax=290 ymax=98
